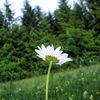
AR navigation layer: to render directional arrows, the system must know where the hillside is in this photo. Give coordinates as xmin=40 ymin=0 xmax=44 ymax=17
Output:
xmin=0 ymin=64 xmax=100 ymax=100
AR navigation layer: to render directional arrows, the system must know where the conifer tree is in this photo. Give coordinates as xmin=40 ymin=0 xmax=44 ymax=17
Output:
xmin=84 ymin=0 xmax=100 ymax=33
xmin=21 ymin=0 xmax=33 ymax=32
xmin=0 ymin=10 xmax=4 ymax=28
xmin=46 ymin=12 xmax=61 ymax=34
xmin=68 ymin=0 xmax=93 ymax=29
xmin=4 ymin=0 xmax=14 ymax=26
xmin=54 ymin=0 xmax=70 ymax=26
xmin=32 ymin=6 xmax=43 ymax=31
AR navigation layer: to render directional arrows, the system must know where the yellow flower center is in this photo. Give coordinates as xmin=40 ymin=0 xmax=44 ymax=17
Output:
xmin=45 ymin=55 xmax=59 ymax=63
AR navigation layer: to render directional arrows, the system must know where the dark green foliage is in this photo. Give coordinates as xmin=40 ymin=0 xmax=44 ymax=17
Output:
xmin=0 ymin=0 xmax=100 ymax=81
xmin=32 ymin=6 xmax=43 ymax=30
xmin=68 ymin=3 xmax=84 ymax=28
xmin=21 ymin=0 xmax=34 ymax=32
xmin=22 ymin=0 xmax=45 ymax=32
xmin=0 ymin=11 xmax=4 ymax=28
xmin=46 ymin=12 xmax=62 ymax=34
xmin=0 ymin=27 xmax=99 ymax=82
xmin=54 ymin=0 xmax=70 ymax=32
xmin=83 ymin=0 xmax=100 ymax=33
xmin=57 ymin=28 xmax=99 ymax=66
xmin=55 ymin=0 xmax=70 ymax=23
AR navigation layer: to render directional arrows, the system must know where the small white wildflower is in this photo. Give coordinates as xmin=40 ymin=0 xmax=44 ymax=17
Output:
xmin=35 ymin=44 xmax=72 ymax=65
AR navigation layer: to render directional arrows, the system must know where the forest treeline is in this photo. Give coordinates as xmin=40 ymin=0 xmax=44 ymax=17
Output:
xmin=0 ymin=0 xmax=100 ymax=82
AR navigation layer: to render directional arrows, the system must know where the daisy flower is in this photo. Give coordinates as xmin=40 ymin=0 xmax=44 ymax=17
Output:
xmin=35 ymin=44 xmax=72 ymax=65
xmin=35 ymin=44 xmax=72 ymax=100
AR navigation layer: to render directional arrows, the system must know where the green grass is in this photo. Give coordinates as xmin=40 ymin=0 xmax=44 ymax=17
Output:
xmin=0 ymin=64 xmax=100 ymax=100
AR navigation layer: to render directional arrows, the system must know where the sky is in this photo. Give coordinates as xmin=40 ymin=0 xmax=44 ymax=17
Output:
xmin=0 ymin=0 xmax=78 ymax=18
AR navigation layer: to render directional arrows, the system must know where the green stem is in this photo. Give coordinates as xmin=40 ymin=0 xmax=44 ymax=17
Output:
xmin=45 ymin=61 xmax=53 ymax=100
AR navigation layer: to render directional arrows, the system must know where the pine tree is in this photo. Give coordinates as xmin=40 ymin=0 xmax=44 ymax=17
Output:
xmin=54 ymin=0 xmax=70 ymax=30
xmin=21 ymin=0 xmax=33 ymax=32
xmin=46 ymin=12 xmax=61 ymax=34
xmin=0 ymin=10 xmax=4 ymax=28
xmin=4 ymin=0 xmax=14 ymax=26
xmin=68 ymin=3 xmax=84 ymax=28
xmin=32 ymin=6 xmax=43 ymax=31
xmin=84 ymin=0 xmax=100 ymax=34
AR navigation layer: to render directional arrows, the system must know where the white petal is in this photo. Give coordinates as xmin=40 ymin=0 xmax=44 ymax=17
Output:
xmin=40 ymin=44 xmax=47 ymax=56
xmin=59 ymin=58 xmax=72 ymax=65
xmin=35 ymin=49 xmax=41 ymax=55
xmin=41 ymin=44 xmax=46 ymax=51
xmin=56 ymin=59 xmax=65 ymax=65
xmin=35 ymin=49 xmax=45 ymax=59
xmin=50 ymin=44 xmax=54 ymax=55
xmin=37 ymin=46 xmax=41 ymax=50
xmin=46 ymin=45 xmax=54 ymax=55
xmin=37 ymin=55 xmax=45 ymax=60
xmin=58 ymin=53 xmax=68 ymax=60
xmin=35 ymin=44 xmax=47 ymax=60
xmin=46 ymin=46 xmax=51 ymax=55
xmin=54 ymin=47 xmax=63 ymax=57
xmin=51 ymin=44 xmax=54 ymax=51
xmin=55 ymin=51 xmax=63 ymax=57
xmin=57 ymin=53 xmax=72 ymax=65
xmin=55 ymin=47 xmax=61 ymax=51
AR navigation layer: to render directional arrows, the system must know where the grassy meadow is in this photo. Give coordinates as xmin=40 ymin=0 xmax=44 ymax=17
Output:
xmin=0 ymin=63 xmax=100 ymax=100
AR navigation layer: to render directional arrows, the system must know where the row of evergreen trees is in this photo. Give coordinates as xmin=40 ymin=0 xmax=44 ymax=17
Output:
xmin=0 ymin=0 xmax=100 ymax=82
xmin=0 ymin=0 xmax=100 ymax=33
